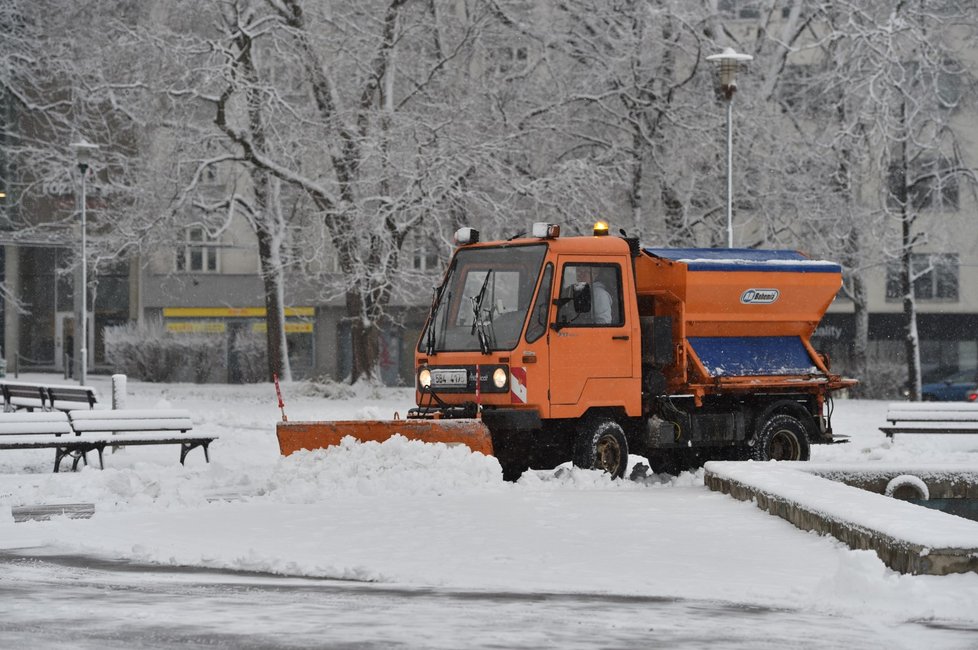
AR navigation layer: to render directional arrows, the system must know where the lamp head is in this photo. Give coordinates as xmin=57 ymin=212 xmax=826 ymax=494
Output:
xmin=71 ymin=140 xmax=100 ymax=171
xmin=706 ymin=47 xmax=753 ymax=99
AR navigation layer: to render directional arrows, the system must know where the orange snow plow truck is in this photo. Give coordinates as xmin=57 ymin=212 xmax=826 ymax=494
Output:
xmin=278 ymin=222 xmax=856 ymax=480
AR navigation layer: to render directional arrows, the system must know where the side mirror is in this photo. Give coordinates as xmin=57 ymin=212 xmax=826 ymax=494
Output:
xmin=572 ymin=282 xmax=591 ymax=315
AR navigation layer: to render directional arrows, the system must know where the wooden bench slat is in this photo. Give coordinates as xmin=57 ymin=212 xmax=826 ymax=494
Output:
xmin=0 ymin=411 xmax=70 ymax=423
xmin=70 ymin=418 xmax=193 ymax=432
xmin=880 ymin=426 xmax=978 ymax=435
xmin=885 ymin=412 xmax=978 ymax=422
xmin=885 ymin=401 xmax=978 ymax=412
xmin=0 ymin=411 xmax=73 ymax=435
xmin=0 ymin=432 xmax=214 ymax=447
xmin=0 ymin=424 xmax=73 ymax=435
xmin=68 ymin=408 xmax=192 ymax=421
xmin=68 ymin=409 xmax=193 ymax=433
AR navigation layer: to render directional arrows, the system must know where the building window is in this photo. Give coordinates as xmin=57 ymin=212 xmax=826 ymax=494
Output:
xmin=885 ymin=253 xmax=958 ymax=302
xmin=412 ymin=232 xmax=439 ymax=272
xmin=176 ymin=226 xmax=219 ymax=273
xmin=887 ymin=156 xmax=959 ymax=211
xmin=491 ymin=45 xmax=528 ymax=75
xmin=718 ymin=0 xmax=760 ymax=19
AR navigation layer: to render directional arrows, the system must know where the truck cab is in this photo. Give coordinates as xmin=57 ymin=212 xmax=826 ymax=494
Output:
xmin=413 ymin=222 xmax=855 ymax=480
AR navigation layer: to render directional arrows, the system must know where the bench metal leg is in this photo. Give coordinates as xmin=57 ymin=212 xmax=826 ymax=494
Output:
xmin=180 ymin=441 xmax=211 ymax=465
xmin=54 ymin=448 xmax=88 ymax=472
xmin=71 ymin=450 xmax=89 ymax=471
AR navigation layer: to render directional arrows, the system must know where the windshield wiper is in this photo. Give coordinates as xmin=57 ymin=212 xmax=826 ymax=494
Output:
xmin=424 ymin=260 xmax=456 ymax=355
xmin=425 ymin=287 xmax=439 ymax=355
xmin=470 ymin=270 xmax=494 ymax=354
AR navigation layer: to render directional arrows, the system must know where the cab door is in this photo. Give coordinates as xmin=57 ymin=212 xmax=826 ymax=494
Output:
xmin=548 ymin=256 xmax=635 ymax=416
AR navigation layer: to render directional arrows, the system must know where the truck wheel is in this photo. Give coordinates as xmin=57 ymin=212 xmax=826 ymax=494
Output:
xmin=751 ymin=414 xmax=810 ymax=462
xmin=573 ymin=419 xmax=628 ymax=478
xmin=499 ymin=461 xmax=527 ymax=482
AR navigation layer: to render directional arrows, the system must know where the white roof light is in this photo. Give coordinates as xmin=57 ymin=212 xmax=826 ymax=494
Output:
xmin=453 ymin=227 xmax=480 ymax=245
xmin=531 ymin=222 xmax=560 ymax=239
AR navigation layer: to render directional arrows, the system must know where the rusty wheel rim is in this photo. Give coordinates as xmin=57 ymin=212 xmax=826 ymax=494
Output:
xmin=769 ymin=428 xmax=801 ymax=461
xmin=595 ymin=435 xmax=623 ymax=474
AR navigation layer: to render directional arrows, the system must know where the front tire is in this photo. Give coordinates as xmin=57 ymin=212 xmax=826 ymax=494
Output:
xmin=751 ymin=413 xmax=810 ymax=462
xmin=573 ymin=419 xmax=628 ymax=478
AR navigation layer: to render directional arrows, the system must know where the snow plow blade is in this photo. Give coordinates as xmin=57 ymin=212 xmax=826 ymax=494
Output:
xmin=276 ymin=418 xmax=494 ymax=457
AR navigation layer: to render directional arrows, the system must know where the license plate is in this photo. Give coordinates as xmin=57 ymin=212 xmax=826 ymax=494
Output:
xmin=432 ymin=369 xmax=467 ymax=387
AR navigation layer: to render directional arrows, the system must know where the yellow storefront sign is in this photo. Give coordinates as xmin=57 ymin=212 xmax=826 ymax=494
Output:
xmin=163 ymin=306 xmax=314 ymax=318
xmin=252 ymin=322 xmax=314 ymax=334
xmin=165 ymin=321 xmax=226 ymax=334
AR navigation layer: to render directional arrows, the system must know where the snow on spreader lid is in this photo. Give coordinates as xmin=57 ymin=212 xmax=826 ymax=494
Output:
xmin=643 ymin=247 xmax=842 ymax=273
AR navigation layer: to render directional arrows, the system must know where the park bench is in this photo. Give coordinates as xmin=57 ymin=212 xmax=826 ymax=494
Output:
xmin=0 ymin=409 xmax=216 ymax=472
xmin=1 ymin=382 xmax=53 ymax=412
xmin=879 ymin=402 xmax=978 ymax=439
xmin=0 ymin=380 xmax=97 ymax=412
xmin=48 ymin=385 xmax=98 ymax=411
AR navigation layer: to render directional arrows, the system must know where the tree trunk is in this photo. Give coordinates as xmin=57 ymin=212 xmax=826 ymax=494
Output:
xmin=257 ymin=225 xmax=291 ymax=382
xmin=346 ymin=288 xmax=381 ymax=382
xmin=897 ymin=102 xmax=922 ymax=401
xmin=849 ymin=272 xmax=870 ymax=394
xmin=901 ymin=208 xmax=921 ymax=401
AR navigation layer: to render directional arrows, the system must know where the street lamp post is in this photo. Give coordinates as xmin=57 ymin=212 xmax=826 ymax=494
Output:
xmin=71 ymin=140 xmax=99 ymax=386
xmin=706 ymin=47 xmax=753 ymax=248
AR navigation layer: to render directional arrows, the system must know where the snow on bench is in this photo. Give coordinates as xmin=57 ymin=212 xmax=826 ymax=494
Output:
xmin=68 ymin=408 xmax=195 ymax=433
xmin=0 ymin=411 xmax=73 ymax=436
xmin=0 ymin=409 xmax=216 ymax=472
xmin=880 ymin=402 xmax=978 ymax=438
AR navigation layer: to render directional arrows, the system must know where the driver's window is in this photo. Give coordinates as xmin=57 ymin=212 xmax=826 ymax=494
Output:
xmin=556 ymin=263 xmax=623 ymax=327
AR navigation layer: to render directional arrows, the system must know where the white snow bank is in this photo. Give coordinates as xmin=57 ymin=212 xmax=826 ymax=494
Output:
xmin=260 ymin=435 xmax=506 ymax=499
xmin=704 ymin=461 xmax=978 ymax=549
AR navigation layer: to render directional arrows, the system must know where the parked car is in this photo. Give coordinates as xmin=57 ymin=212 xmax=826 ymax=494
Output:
xmin=921 ymin=369 xmax=978 ymax=401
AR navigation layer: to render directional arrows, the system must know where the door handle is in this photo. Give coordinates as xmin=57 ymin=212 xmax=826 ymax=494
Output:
xmin=612 ymin=335 xmax=629 ymax=341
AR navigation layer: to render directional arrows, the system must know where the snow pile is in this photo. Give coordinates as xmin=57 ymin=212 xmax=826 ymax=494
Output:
xmin=260 ymin=435 xmax=505 ymax=501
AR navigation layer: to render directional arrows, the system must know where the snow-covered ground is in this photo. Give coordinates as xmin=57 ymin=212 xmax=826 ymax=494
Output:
xmin=2 ymin=373 xmax=978 ymax=648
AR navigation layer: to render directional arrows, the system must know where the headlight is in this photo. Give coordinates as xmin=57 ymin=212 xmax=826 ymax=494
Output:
xmin=418 ymin=367 xmax=432 ymax=389
xmin=492 ymin=367 xmax=508 ymax=389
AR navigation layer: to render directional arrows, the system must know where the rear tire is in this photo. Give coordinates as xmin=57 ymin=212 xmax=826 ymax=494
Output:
xmin=573 ymin=419 xmax=628 ymax=478
xmin=751 ymin=413 xmax=810 ymax=462
xmin=499 ymin=461 xmax=527 ymax=482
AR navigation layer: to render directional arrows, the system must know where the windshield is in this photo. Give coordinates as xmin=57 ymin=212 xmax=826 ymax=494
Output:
xmin=420 ymin=244 xmax=547 ymax=353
